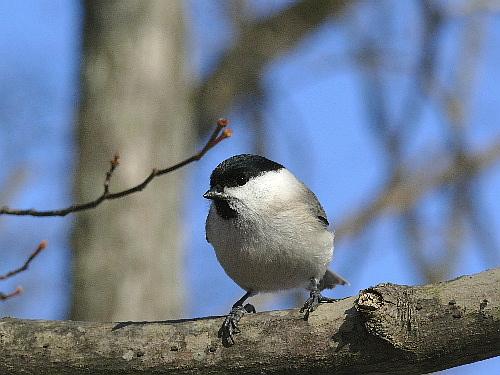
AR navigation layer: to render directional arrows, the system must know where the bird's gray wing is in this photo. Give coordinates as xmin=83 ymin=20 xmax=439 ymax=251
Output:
xmin=300 ymin=186 xmax=345 ymax=290
xmin=302 ymin=186 xmax=329 ymax=227
xmin=319 ymin=270 xmax=349 ymax=290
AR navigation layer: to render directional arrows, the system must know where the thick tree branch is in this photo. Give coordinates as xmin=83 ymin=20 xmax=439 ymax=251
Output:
xmin=1 ymin=268 xmax=498 ymax=374
xmin=0 ymin=119 xmax=231 ymax=217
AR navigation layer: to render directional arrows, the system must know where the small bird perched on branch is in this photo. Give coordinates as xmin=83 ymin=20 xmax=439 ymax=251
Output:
xmin=204 ymin=154 xmax=347 ymax=345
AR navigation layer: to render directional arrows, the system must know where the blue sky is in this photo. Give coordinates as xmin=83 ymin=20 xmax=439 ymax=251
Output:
xmin=0 ymin=1 xmax=498 ymax=373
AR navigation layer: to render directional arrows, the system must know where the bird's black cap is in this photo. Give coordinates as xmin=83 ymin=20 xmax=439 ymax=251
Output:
xmin=210 ymin=154 xmax=284 ymax=189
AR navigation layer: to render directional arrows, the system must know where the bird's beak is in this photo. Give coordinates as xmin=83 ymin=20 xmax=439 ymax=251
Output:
xmin=203 ymin=190 xmax=227 ymax=200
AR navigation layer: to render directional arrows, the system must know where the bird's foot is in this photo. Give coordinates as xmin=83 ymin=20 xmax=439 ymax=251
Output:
xmin=218 ymin=303 xmax=256 ymax=346
xmin=300 ymin=290 xmax=336 ymax=320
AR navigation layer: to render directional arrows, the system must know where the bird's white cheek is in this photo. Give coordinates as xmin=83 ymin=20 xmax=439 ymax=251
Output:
xmin=225 ymin=171 xmax=300 ymax=212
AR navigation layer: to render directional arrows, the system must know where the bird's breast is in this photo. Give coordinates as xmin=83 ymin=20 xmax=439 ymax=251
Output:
xmin=206 ymin=204 xmax=333 ymax=291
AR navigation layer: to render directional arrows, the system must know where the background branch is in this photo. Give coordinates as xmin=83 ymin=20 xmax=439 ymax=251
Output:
xmin=1 ymin=268 xmax=498 ymax=374
xmin=193 ymin=0 xmax=354 ymax=137
xmin=336 ymin=139 xmax=500 ymax=241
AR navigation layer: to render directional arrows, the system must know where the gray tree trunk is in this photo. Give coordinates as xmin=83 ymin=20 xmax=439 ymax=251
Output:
xmin=71 ymin=1 xmax=192 ymax=321
xmin=1 ymin=268 xmax=498 ymax=374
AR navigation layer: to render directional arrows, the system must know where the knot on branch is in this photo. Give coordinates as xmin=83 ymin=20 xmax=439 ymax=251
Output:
xmin=355 ymin=284 xmax=420 ymax=352
xmin=356 ymin=288 xmax=384 ymax=311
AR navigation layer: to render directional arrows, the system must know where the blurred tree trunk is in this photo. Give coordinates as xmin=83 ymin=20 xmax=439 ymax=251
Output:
xmin=71 ymin=1 xmax=192 ymax=321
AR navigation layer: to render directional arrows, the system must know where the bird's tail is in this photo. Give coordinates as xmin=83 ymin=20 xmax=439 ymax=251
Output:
xmin=319 ymin=269 xmax=349 ymax=290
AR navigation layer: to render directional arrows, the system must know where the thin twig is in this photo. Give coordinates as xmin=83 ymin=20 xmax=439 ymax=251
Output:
xmin=0 ymin=240 xmax=48 ymax=281
xmin=103 ymin=153 xmax=120 ymax=196
xmin=0 ymin=286 xmax=23 ymax=301
xmin=0 ymin=240 xmax=48 ymax=302
xmin=0 ymin=119 xmax=232 ymax=217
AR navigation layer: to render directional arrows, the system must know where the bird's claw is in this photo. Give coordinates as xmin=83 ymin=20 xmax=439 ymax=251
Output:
xmin=300 ymin=290 xmax=336 ymax=320
xmin=218 ymin=303 xmax=256 ymax=346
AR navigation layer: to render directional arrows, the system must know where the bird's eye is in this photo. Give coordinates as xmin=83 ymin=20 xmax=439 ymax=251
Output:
xmin=236 ymin=175 xmax=247 ymax=186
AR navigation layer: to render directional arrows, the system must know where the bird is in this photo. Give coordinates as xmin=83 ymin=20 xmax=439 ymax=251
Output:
xmin=204 ymin=154 xmax=347 ymax=345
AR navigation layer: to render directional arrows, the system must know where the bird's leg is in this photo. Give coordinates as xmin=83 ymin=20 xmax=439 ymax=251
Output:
xmin=218 ymin=290 xmax=256 ymax=346
xmin=300 ymin=278 xmax=336 ymax=320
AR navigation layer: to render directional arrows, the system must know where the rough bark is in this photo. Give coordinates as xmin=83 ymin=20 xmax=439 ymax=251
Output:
xmin=72 ymin=1 xmax=192 ymax=321
xmin=1 ymin=268 xmax=498 ymax=374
